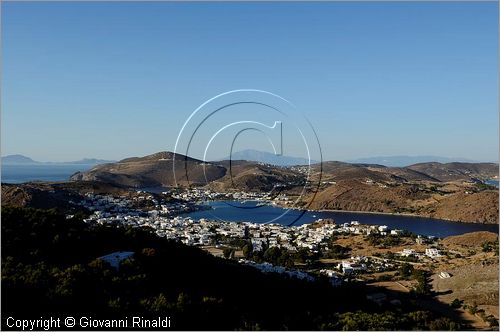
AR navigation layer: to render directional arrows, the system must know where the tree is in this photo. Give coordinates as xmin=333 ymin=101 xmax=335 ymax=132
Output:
xmin=412 ymin=269 xmax=432 ymax=295
xmin=428 ymin=317 xmax=461 ymax=330
xmin=467 ymin=303 xmax=478 ymax=315
xmin=223 ymin=248 xmax=235 ymax=259
xmin=485 ymin=315 xmax=499 ymax=328
xmin=263 ymin=247 xmax=294 ymax=267
xmin=408 ymin=310 xmax=431 ymax=329
xmin=450 ymin=298 xmax=462 ymax=309
xmin=176 ymin=292 xmax=191 ymax=312
xmin=242 ymin=243 xmax=253 ymax=259
xmin=140 ymin=293 xmax=170 ymax=313
xmin=399 ymin=263 xmax=414 ymax=279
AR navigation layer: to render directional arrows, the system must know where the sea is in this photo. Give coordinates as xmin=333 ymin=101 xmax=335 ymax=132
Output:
xmin=184 ymin=200 xmax=499 ymax=238
xmin=485 ymin=179 xmax=499 ymax=188
xmin=1 ymin=164 xmax=96 ymax=183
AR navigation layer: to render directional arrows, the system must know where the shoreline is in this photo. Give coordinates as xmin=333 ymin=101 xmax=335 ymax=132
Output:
xmin=313 ymin=208 xmax=499 ymax=225
xmin=5 ymin=182 xmax=497 ymax=226
xmin=269 ymin=201 xmax=499 ymax=225
xmin=203 ymin=199 xmax=499 ymax=227
xmin=308 ymin=208 xmax=497 ymax=226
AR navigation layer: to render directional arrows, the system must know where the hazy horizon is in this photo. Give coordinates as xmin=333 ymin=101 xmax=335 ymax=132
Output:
xmin=2 ymin=150 xmax=498 ymax=165
xmin=2 ymin=2 xmax=498 ymax=162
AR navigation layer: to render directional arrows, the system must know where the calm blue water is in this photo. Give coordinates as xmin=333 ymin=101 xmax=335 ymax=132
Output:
xmin=485 ymin=179 xmax=499 ymax=188
xmin=1 ymin=164 xmax=96 ymax=183
xmin=185 ymin=200 xmax=499 ymax=237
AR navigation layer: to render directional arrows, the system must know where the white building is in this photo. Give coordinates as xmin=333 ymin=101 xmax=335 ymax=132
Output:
xmin=378 ymin=225 xmax=388 ymax=232
xmin=425 ymin=248 xmax=442 ymax=258
xmin=399 ymin=249 xmax=416 ymax=257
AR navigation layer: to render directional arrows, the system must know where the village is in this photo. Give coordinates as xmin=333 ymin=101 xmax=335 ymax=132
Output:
xmin=76 ymin=189 xmax=450 ymax=286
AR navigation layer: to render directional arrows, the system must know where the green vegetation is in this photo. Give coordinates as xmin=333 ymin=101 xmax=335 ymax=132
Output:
xmin=484 ymin=315 xmax=499 ymax=328
xmin=242 ymin=242 xmax=253 ymax=259
xmin=397 ymin=263 xmax=432 ymax=296
xmin=466 ymin=303 xmax=479 ymax=315
xmin=450 ymin=298 xmax=463 ymax=309
xmin=245 ymin=246 xmax=314 ymax=268
xmin=396 ymin=254 xmax=420 ymax=263
xmin=482 ymin=240 xmax=499 ymax=254
xmin=376 ymin=274 xmax=394 ymax=282
xmin=463 ymin=303 xmax=499 ymax=328
xmin=321 ymin=310 xmax=461 ymax=331
xmin=475 ymin=182 xmax=496 ymax=191
xmin=398 ymin=263 xmax=414 ymax=279
xmin=367 ymin=233 xmax=403 ymax=248
xmin=322 ymin=243 xmax=351 ymax=259
xmin=222 ymin=247 xmax=235 ymax=259
xmin=412 ymin=269 xmax=432 ymax=296
xmin=262 ymin=247 xmax=294 ymax=268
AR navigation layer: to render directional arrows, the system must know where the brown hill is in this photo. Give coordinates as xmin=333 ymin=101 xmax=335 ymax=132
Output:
xmin=407 ymin=162 xmax=498 ymax=182
xmin=71 ymin=151 xmax=498 ymax=189
xmin=71 ymin=151 xmax=227 ymax=187
xmin=1 ymin=181 xmax=144 ymax=210
xmin=430 ymin=191 xmax=499 ymax=223
xmin=206 ymin=160 xmax=305 ymax=192
xmin=71 ymin=153 xmax=305 ymax=191
xmin=314 ymin=161 xmax=496 ymax=183
xmin=305 ymin=177 xmax=498 ymax=223
xmin=307 ymin=179 xmax=432 ymax=213
xmin=442 ymin=231 xmax=498 ymax=248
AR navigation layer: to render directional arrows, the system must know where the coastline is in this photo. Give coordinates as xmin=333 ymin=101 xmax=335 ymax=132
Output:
xmin=315 ymin=208 xmax=499 ymax=226
xmin=194 ymin=200 xmax=500 ymax=238
xmin=266 ymin=201 xmax=499 ymax=226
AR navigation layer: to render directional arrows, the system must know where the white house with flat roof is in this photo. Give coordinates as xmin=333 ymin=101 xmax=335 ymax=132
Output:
xmin=98 ymin=251 xmax=134 ymax=270
xmin=425 ymin=248 xmax=442 ymax=258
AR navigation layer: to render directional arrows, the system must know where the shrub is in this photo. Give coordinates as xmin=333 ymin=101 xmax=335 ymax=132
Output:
xmin=450 ymin=298 xmax=462 ymax=309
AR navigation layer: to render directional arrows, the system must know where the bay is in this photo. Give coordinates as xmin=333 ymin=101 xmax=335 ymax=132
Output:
xmin=185 ymin=200 xmax=498 ymax=238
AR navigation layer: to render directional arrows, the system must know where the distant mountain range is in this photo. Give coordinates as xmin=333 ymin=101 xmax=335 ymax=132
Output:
xmin=217 ymin=150 xmax=487 ymax=167
xmin=3 ymin=152 xmax=494 ymax=169
xmin=218 ymin=149 xmax=317 ymax=166
xmin=347 ymin=155 xmax=479 ymax=167
xmin=1 ymin=154 xmax=115 ymax=165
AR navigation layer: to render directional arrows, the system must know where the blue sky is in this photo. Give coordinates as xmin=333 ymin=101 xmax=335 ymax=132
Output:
xmin=2 ymin=2 xmax=498 ymax=162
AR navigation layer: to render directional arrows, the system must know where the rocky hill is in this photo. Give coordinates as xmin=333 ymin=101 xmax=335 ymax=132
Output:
xmin=407 ymin=162 xmax=498 ymax=182
xmin=70 ymin=151 xmax=227 ymax=187
xmin=312 ymin=161 xmax=439 ymax=183
xmin=1 ymin=181 xmax=129 ymax=211
xmin=442 ymin=231 xmax=498 ymax=248
xmin=306 ymin=179 xmax=498 ymax=224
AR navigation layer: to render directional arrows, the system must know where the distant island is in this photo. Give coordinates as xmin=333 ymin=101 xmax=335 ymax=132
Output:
xmin=1 ymin=154 xmax=115 ymax=165
xmin=216 ymin=150 xmax=486 ymax=168
xmin=347 ymin=155 xmax=482 ymax=167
